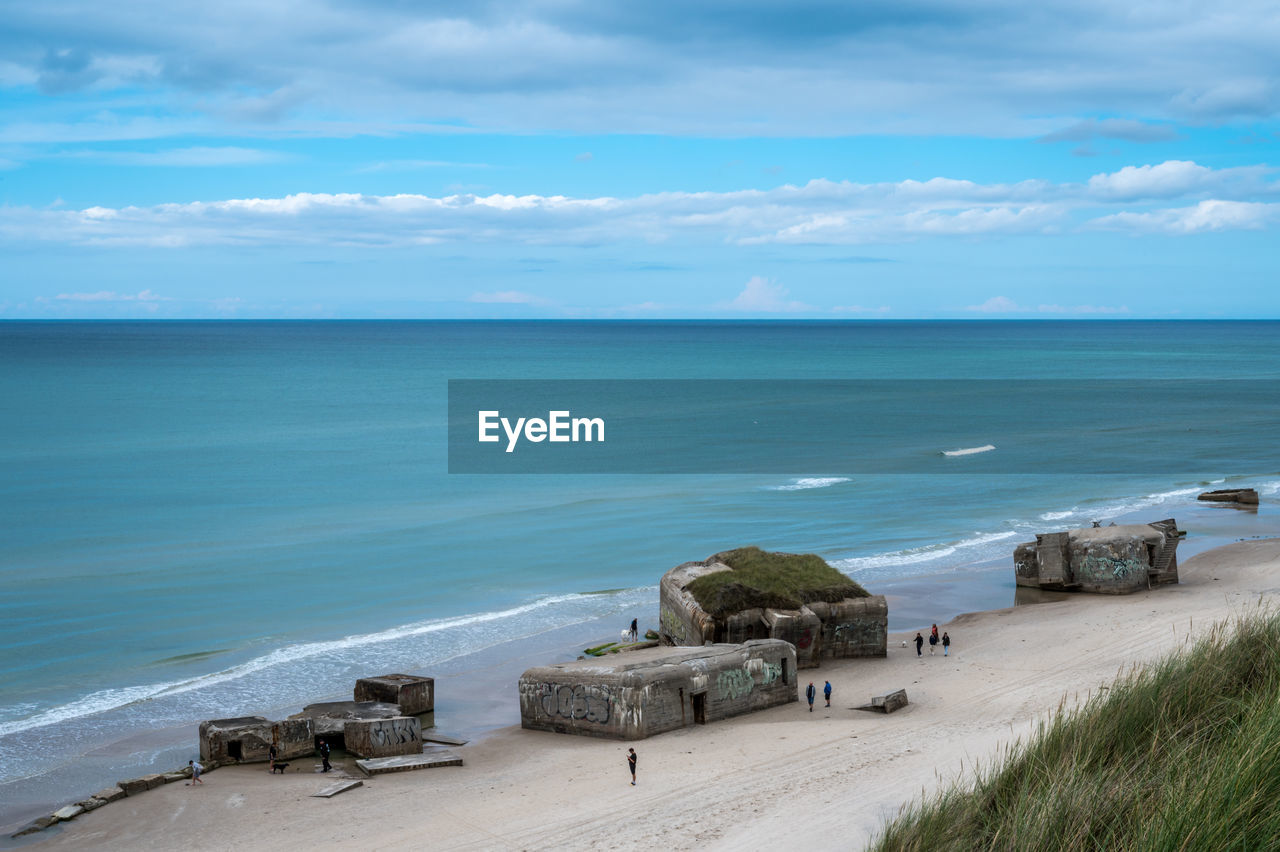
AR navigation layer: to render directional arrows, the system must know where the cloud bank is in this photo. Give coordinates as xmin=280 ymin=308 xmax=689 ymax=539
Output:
xmin=1 ymin=160 xmax=1274 ymax=249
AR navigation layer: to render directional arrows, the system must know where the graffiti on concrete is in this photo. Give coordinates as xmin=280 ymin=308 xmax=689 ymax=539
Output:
xmin=761 ymin=661 xmax=782 ymax=685
xmin=660 ymin=606 xmax=688 ymax=643
xmin=538 ymin=684 xmax=612 ymax=725
xmin=717 ymin=667 xmax=754 ymax=701
xmin=1081 ymin=554 xmax=1141 ymax=581
xmin=369 ymin=718 xmax=420 ymax=748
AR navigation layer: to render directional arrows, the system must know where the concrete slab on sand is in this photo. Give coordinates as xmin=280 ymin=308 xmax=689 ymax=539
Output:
xmin=311 ymin=780 xmax=363 ymax=798
xmin=355 ymin=750 xmax=463 ymax=776
xmin=421 ymin=733 xmax=468 ymax=746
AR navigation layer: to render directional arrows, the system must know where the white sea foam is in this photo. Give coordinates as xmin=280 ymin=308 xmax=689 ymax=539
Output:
xmin=1040 ymin=510 xmax=1075 ymax=521
xmin=767 ymin=477 xmax=851 ymax=492
xmin=942 ymin=444 xmax=995 ymax=457
xmin=834 ymin=530 xmax=1017 ymax=572
xmin=0 ymin=589 xmax=634 ymax=738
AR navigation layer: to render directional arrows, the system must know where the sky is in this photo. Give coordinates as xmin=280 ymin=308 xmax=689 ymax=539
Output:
xmin=0 ymin=0 xmax=1277 ymax=318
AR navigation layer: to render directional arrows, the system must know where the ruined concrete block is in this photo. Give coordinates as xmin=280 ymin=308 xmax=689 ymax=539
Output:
xmin=162 ymin=773 xmax=187 ymax=784
xmin=873 ymin=689 xmax=909 ymax=713
xmin=76 ymin=798 xmax=107 ymax=813
xmin=199 ymin=716 xmax=314 ymax=764
xmin=343 ymin=716 xmax=422 ymax=758
xmin=355 ymin=751 xmax=462 ymax=775
xmin=1198 ymin=488 xmax=1259 ymax=504
xmin=10 ymin=815 xmax=56 ymax=837
xmin=52 ymin=805 xmax=84 ymax=821
xmin=354 ymin=674 xmax=434 ymax=715
xmin=659 ymin=551 xmax=887 ymax=663
xmin=92 ymin=786 xmax=126 ymax=804
xmin=291 ymin=701 xmax=402 ymax=739
xmin=141 ymin=773 xmax=166 ymax=790
xmin=1014 ymin=520 xmax=1180 ymax=594
xmin=520 ymin=639 xmax=797 ymax=740
xmin=117 ymin=777 xmax=150 ymax=797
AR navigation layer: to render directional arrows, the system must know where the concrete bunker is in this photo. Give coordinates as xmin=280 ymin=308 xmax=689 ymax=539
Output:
xmin=354 ymin=674 xmax=434 ymax=716
xmin=1014 ymin=518 xmax=1182 ymax=594
xmin=198 ymin=716 xmax=314 ymax=764
xmin=518 ymin=639 xmax=797 ymax=739
xmin=659 ymin=547 xmax=887 ymax=667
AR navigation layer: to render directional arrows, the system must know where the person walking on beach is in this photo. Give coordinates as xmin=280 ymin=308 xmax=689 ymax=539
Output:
xmin=823 ymin=681 xmax=832 ymax=707
xmin=630 ymin=618 xmax=638 ymax=642
xmin=915 ymin=632 xmax=924 ymax=656
xmin=188 ymin=760 xmax=203 ymax=785
xmin=627 ymin=748 xmax=637 ymax=785
xmin=268 ymin=743 xmax=278 ymax=772
xmin=805 ymin=681 xmax=816 ymax=711
xmin=319 ymin=739 xmax=332 ymax=773
xmin=929 ymin=624 xmax=939 ymax=655
xmin=942 ymin=632 xmax=951 ymax=656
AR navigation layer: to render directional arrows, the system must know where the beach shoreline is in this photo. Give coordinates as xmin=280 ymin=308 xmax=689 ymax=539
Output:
xmin=13 ymin=529 xmax=1280 ymax=850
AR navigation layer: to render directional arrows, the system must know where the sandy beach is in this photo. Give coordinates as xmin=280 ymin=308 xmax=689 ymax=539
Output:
xmin=27 ymin=537 xmax=1280 ymax=851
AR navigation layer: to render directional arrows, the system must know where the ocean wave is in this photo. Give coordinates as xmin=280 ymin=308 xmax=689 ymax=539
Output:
xmin=942 ymin=444 xmax=995 ymax=457
xmin=834 ymin=530 xmax=1018 ymax=572
xmin=0 ymin=589 xmax=642 ymax=738
xmin=1039 ymin=510 xmax=1075 ymax=521
xmin=767 ymin=477 xmax=852 ymax=492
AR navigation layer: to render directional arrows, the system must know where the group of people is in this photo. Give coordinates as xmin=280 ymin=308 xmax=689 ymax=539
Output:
xmin=914 ymin=624 xmax=951 ymax=656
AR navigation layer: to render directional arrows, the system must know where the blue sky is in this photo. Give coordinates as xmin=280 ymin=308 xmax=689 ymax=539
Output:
xmin=0 ymin=0 xmax=1277 ymax=318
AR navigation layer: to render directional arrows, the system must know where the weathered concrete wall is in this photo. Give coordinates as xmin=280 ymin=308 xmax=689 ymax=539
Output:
xmin=343 ymin=716 xmax=422 ymax=758
xmin=1015 ymin=520 xmax=1178 ymax=594
xmin=199 ymin=716 xmax=313 ymax=764
xmin=354 ymin=674 xmax=434 ymax=715
xmin=290 ymin=701 xmax=403 ymax=742
xmin=810 ymin=597 xmax=889 ymax=661
xmin=1070 ymin=535 xmax=1149 ymax=594
xmin=518 ymin=639 xmax=797 ymax=740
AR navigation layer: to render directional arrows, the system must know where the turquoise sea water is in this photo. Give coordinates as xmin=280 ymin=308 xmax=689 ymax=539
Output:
xmin=1 ymin=320 xmax=1279 ymax=829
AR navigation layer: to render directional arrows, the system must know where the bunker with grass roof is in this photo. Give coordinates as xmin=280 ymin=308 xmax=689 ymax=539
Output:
xmin=659 ymin=547 xmax=888 ymax=667
xmin=518 ymin=639 xmax=796 ymax=739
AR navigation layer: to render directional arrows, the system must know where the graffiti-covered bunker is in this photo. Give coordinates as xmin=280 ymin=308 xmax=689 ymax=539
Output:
xmin=518 ymin=640 xmax=796 ymax=739
xmin=659 ymin=547 xmax=888 ymax=667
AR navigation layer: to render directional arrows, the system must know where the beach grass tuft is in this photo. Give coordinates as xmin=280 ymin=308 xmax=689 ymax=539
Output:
xmin=872 ymin=608 xmax=1280 ymax=851
xmin=686 ymin=546 xmax=868 ymax=617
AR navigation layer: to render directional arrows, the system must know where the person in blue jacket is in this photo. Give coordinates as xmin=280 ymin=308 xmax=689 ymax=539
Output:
xmin=823 ymin=681 xmax=832 ymax=707
xmin=805 ymin=682 xmax=816 ymax=711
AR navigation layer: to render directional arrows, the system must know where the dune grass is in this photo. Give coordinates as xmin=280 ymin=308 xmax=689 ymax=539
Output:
xmin=872 ymin=609 xmax=1280 ymax=851
xmin=685 ymin=546 xmax=868 ymax=617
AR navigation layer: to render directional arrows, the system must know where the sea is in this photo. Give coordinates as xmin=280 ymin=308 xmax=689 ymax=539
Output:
xmin=2 ymin=320 xmax=1278 ymax=833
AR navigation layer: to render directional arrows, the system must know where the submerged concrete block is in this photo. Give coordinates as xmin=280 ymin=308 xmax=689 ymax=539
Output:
xmin=343 ymin=716 xmax=422 ymax=758
xmin=354 ymin=674 xmax=434 ymax=715
xmin=11 ymin=815 xmax=57 ymax=837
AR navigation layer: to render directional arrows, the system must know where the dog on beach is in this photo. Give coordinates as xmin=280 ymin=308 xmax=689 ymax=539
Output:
xmin=271 ymin=762 xmax=289 ymax=774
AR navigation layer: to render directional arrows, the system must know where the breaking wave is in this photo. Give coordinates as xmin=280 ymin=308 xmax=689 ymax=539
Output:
xmin=767 ymin=477 xmax=852 ymax=492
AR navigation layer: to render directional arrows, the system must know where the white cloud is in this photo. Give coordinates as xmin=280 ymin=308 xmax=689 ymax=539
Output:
xmin=469 ymin=290 xmax=549 ymax=305
xmin=55 ymin=288 xmax=169 ymax=301
xmin=968 ymin=296 xmax=1022 ymax=313
xmin=0 ymin=161 xmax=1274 ymax=250
xmin=726 ymin=277 xmax=809 ymax=313
xmin=1090 ymin=200 xmax=1278 ymax=233
xmin=968 ymin=296 xmax=1131 ymax=315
